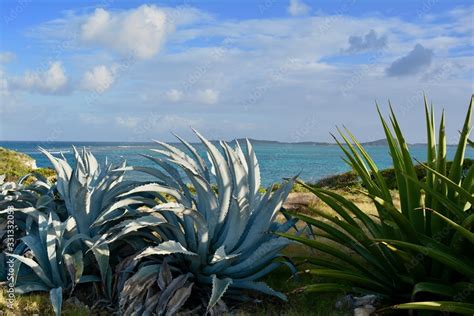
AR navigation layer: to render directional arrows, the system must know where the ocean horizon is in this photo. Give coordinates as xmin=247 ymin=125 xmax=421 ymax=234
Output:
xmin=1 ymin=140 xmax=471 ymax=187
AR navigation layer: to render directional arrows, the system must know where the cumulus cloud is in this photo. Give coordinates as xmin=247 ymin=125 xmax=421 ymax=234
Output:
xmin=166 ymin=89 xmax=183 ymax=102
xmin=343 ymin=30 xmax=387 ymax=53
xmin=196 ymin=89 xmax=219 ymax=105
xmin=11 ymin=61 xmax=68 ymax=94
xmin=0 ymin=52 xmax=15 ymax=63
xmin=80 ymin=5 xmax=167 ymax=59
xmin=287 ymin=0 xmax=311 ymax=16
xmin=82 ymin=65 xmax=116 ymax=93
xmin=386 ymin=44 xmax=433 ymax=77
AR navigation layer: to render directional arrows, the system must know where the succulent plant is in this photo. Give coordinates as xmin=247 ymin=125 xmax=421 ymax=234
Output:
xmin=105 ymin=131 xmax=297 ymax=314
xmin=1 ymin=147 xmax=153 ymax=313
xmin=4 ymin=212 xmax=100 ymax=315
xmin=118 ymin=258 xmax=197 ymax=315
xmin=280 ymin=97 xmax=474 ymax=314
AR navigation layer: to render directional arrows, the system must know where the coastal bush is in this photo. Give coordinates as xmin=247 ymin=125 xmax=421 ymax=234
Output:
xmin=312 ymin=171 xmax=359 ymax=189
xmin=100 ymin=131 xmax=297 ymax=314
xmin=310 ymin=159 xmax=472 ymax=190
xmin=0 ymin=147 xmax=55 ymax=182
xmin=279 ymin=96 xmax=474 ymax=314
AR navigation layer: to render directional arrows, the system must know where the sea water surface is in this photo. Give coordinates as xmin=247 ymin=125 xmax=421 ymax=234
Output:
xmin=0 ymin=141 xmax=471 ymax=187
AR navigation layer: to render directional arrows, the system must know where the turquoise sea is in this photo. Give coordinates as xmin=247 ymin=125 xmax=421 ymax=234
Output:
xmin=0 ymin=141 xmax=471 ymax=187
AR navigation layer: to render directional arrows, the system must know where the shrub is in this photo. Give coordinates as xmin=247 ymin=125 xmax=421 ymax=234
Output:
xmin=279 ymin=96 xmax=474 ymax=314
xmin=312 ymin=171 xmax=359 ymax=189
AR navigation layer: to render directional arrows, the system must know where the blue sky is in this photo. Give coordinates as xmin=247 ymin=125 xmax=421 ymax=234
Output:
xmin=0 ymin=0 xmax=472 ymax=142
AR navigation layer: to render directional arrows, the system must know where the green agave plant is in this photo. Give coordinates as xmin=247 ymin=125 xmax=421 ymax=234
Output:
xmin=279 ymin=96 xmax=474 ymax=314
xmin=102 ymin=131 xmax=297 ymax=314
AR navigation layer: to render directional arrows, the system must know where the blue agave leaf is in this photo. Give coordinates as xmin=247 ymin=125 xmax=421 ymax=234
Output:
xmin=46 ymin=215 xmax=63 ymax=286
xmin=232 ymin=281 xmax=287 ymax=301
xmin=15 ymin=283 xmax=50 ymax=294
xmin=223 ymin=238 xmax=292 ymax=278
xmin=193 ymin=130 xmax=232 ymax=236
xmin=173 ymin=133 xmax=211 ymax=182
xmin=136 ymin=240 xmax=199 ymax=259
xmin=235 ymin=178 xmax=294 ymax=253
xmin=21 ymin=234 xmax=51 ymax=277
xmin=7 ymin=254 xmax=55 ymax=288
xmin=208 ymin=274 xmax=232 ymax=312
xmin=49 ymin=287 xmax=62 ymax=316
xmin=244 ymin=139 xmax=261 ymax=207
xmin=83 ymin=239 xmax=109 ymax=287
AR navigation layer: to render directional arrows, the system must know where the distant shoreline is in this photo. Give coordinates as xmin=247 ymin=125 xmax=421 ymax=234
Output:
xmin=0 ymin=138 xmax=460 ymax=146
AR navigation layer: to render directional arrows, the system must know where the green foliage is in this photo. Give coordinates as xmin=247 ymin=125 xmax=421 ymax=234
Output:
xmin=309 ymin=159 xmax=472 ymax=190
xmin=0 ymin=147 xmax=55 ymax=183
xmin=103 ymin=131 xmax=297 ymax=314
xmin=378 ymin=159 xmax=472 ymax=190
xmin=0 ymin=147 xmax=36 ymax=182
xmin=312 ymin=171 xmax=360 ymax=189
xmin=281 ymin=96 xmax=474 ymax=314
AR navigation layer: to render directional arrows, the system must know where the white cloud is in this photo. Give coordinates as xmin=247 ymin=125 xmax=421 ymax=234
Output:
xmin=80 ymin=5 xmax=168 ymax=59
xmin=287 ymin=0 xmax=311 ymax=16
xmin=82 ymin=65 xmax=116 ymax=93
xmin=0 ymin=52 xmax=15 ymax=63
xmin=11 ymin=61 xmax=68 ymax=94
xmin=196 ymin=89 xmax=219 ymax=105
xmin=3 ymin=5 xmax=473 ymax=142
xmin=166 ymin=89 xmax=183 ymax=102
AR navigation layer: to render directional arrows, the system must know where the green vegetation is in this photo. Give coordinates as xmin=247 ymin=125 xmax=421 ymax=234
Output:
xmin=1 ymin=147 xmax=149 ymax=314
xmin=279 ymin=96 xmax=474 ymax=314
xmin=1 ymin=135 xmax=297 ymax=315
xmin=307 ymin=158 xmax=473 ymax=190
xmin=1 ymin=96 xmax=473 ymax=315
xmin=0 ymin=146 xmax=55 ymax=182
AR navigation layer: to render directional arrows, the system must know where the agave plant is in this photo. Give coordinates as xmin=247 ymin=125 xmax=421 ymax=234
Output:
xmin=5 ymin=212 xmax=100 ymax=315
xmin=0 ymin=171 xmax=60 ymax=285
xmin=1 ymin=147 xmax=154 ymax=313
xmin=118 ymin=258 xmax=198 ymax=315
xmin=279 ymin=96 xmax=474 ymax=314
xmin=0 ymin=171 xmax=58 ymax=238
xmin=102 ymin=131 xmax=297 ymax=314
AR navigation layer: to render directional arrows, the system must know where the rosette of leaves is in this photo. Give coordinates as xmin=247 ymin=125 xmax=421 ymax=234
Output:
xmin=118 ymin=258 xmax=199 ymax=315
xmin=4 ymin=211 xmax=101 ymax=315
xmin=0 ymin=171 xmax=61 ymax=285
xmin=0 ymin=171 xmax=59 ymax=241
xmin=1 ymin=147 xmax=154 ymax=304
xmin=279 ymin=96 xmax=474 ymax=314
xmin=104 ymin=131 xmax=297 ymax=314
